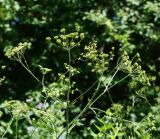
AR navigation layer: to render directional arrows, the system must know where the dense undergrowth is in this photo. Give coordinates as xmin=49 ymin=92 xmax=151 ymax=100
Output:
xmin=0 ymin=0 xmax=160 ymax=138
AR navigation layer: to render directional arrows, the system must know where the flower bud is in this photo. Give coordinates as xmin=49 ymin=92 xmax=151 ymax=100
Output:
xmin=56 ymin=39 xmax=61 ymax=44
xmin=80 ymin=33 xmax=85 ymax=40
xmin=60 ymin=28 xmax=66 ymax=33
xmin=62 ymin=42 xmax=67 ymax=47
xmin=70 ymin=42 xmax=75 ymax=47
xmin=54 ymin=36 xmax=58 ymax=39
xmin=46 ymin=37 xmax=51 ymax=41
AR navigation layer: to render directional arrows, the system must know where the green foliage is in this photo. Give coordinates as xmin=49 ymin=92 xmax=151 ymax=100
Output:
xmin=91 ymin=103 xmax=157 ymax=139
xmin=0 ymin=0 xmax=160 ymax=139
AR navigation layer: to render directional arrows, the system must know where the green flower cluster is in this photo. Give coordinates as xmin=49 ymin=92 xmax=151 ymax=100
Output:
xmin=38 ymin=65 xmax=52 ymax=75
xmin=46 ymin=28 xmax=84 ymax=51
xmin=82 ymin=42 xmax=114 ymax=74
xmin=5 ymin=42 xmax=28 ymax=61
xmin=119 ymin=51 xmax=152 ymax=97
xmin=1 ymin=100 xmax=30 ymax=120
xmin=64 ymin=63 xmax=80 ymax=76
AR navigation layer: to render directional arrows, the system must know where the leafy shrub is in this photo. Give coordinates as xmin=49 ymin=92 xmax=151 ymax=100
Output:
xmin=0 ymin=0 xmax=160 ymax=139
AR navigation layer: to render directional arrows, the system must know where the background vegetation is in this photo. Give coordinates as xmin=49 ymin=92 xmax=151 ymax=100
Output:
xmin=0 ymin=0 xmax=160 ymax=138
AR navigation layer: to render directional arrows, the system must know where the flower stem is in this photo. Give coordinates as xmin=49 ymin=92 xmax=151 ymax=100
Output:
xmin=19 ymin=60 xmax=42 ymax=86
xmin=66 ymin=48 xmax=71 ymax=139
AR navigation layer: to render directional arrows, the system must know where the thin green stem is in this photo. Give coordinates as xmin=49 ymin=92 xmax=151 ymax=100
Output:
xmin=19 ymin=60 xmax=42 ymax=85
xmin=107 ymin=90 xmax=114 ymax=104
xmin=90 ymin=68 xmax=119 ymax=107
xmin=42 ymin=74 xmax=45 ymax=87
xmin=1 ymin=118 xmax=14 ymax=139
xmin=22 ymin=54 xmax=30 ymax=69
xmin=57 ymin=81 xmax=101 ymax=139
xmin=16 ymin=117 xmax=18 ymax=139
xmin=70 ymin=80 xmax=98 ymax=105
xmin=68 ymin=81 xmax=101 ymax=132
xmin=57 ymin=69 xmax=131 ymax=139
xmin=90 ymin=107 xmax=106 ymax=114
xmin=43 ymin=97 xmax=48 ymax=110
xmin=107 ymin=74 xmax=130 ymax=90
xmin=66 ymin=48 xmax=71 ymax=139
xmin=89 ymin=107 xmax=97 ymax=116
xmin=52 ymin=123 xmax=58 ymax=138
xmin=57 ymin=68 xmax=120 ymax=138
